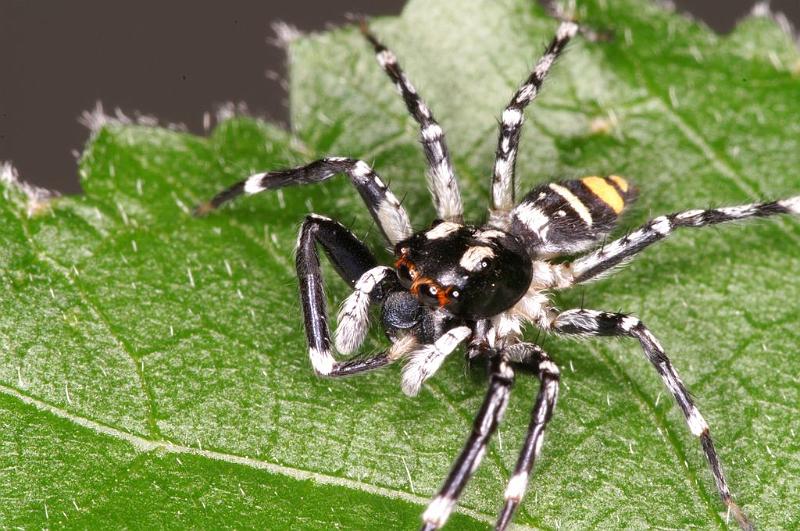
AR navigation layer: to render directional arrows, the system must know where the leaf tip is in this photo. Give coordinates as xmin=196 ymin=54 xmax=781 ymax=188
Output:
xmin=0 ymin=161 xmax=59 ymax=217
xmin=749 ymin=1 xmax=799 ymax=48
xmin=214 ymin=101 xmax=252 ymax=125
xmin=269 ymin=21 xmax=303 ymax=50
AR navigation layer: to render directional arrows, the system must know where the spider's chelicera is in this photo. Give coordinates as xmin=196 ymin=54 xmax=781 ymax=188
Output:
xmin=198 ymin=18 xmax=799 ymax=531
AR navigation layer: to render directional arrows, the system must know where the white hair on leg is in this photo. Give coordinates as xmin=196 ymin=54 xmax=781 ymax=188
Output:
xmin=401 ymin=326 xmax=470 ymax=396
xmin=779 ymin=195 xmax=800 ymax=214
xmin=334 ymin=266 xmax=393 ymax=354
xmin=309 ymin=346 xmax=335 ymax=376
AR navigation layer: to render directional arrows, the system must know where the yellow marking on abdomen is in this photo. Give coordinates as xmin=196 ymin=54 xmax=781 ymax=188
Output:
xmin=608 ymin=175 xmax=630 ymax=193
xmin=582 ymin=176 xmax=625 ymax=214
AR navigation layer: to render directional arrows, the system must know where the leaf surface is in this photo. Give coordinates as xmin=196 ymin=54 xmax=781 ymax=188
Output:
xmin=2 ymin=0 xmax=799 ymax=528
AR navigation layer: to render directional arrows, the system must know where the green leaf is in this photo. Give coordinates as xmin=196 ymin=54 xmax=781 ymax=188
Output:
xmin=2 ymin=0 xmax=799 ymax=528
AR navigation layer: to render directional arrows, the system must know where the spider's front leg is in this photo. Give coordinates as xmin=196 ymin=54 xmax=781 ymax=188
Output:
xmin=421 ymin=353 xmax=515 ymax=530
xmin=488 ymin=21 xmax=578 ymax=226
xmin=196 ymin=157 xmax=413 ymax=245
xmin=296 ymin=214 xmax=408 ymax=376
xmin=551 ymin=308 xmax=753 ymax=531
xmin=495 ymin=343 xmax=560 ymax=531
xmin=361 ymin=21 xmax=463 ymax=223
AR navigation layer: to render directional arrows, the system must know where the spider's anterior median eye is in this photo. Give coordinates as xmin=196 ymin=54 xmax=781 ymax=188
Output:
xmin=395 ymin=256 xmax=418 ymax=288
xmin=416 ymin=282 xmax=441 ymax=306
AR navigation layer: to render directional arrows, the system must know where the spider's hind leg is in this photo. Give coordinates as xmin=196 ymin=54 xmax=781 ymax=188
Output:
xmin=296 ymin=214 xmax=401 ymax=377
xmin=551 ymin=308 xmax=753 ymax=531
xmin=559 ymin=197 xmax=800 ymax=285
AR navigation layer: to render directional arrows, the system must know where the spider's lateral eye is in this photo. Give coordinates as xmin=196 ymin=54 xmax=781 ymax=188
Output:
xmin=451 ymin=290 xmax=460 ymax=298
xmin=479 ymin=259 xmax=490 ymax=270
xmin=428 ymin=285 xmax=438 ymax=295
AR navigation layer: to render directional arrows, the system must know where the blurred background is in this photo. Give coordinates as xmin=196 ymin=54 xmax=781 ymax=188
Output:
xmin=1 ymin=0 xmax=798 ymax=194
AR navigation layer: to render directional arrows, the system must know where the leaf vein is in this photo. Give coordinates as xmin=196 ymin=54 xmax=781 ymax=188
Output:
xmin=0 ymin=382 xmax=527 ymax=529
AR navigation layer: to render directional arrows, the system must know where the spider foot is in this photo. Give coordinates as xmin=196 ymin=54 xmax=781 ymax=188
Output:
xmin=192 ymin=201 xmax=215 ymax=217
xmin=545 ymin=1 xmax=613 ymax=42
xmin=726 ymin=499 xmax=754 ymax=531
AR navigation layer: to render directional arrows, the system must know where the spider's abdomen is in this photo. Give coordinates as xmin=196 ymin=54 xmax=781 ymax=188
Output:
xmin=394 ymin=223 xmax=532 ymax=319
xmin=511 ymin=176 xmax=637 ymax=257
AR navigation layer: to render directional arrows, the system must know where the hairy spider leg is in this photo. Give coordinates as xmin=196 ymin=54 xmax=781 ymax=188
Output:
xmin=296 ymin=215 xmax=408 ymax=376
xmin=550 ymin=196 xmax=800 ymax=286
xmin=421 ymin=355 xmax=515 ymax=531
xmin=361 ymin=21 xmax=464 ymax=223
xmin=196 ymin=157 xmax=413 ymax=245
xmin=495 ymin=343 xmax=560 ymax=531
xmin=490 ymin=21 xmax=578 ymax=224
xmin=552 ymin=309 xmax=753 ymax=531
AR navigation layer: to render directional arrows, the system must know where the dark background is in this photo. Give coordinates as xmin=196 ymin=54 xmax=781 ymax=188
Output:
xmin=1 ymin=1 xmax=798 ymax=194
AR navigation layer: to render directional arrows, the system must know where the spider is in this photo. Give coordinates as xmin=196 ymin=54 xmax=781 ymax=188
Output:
xmin=197 ymin=17 xmax=800 ymax=531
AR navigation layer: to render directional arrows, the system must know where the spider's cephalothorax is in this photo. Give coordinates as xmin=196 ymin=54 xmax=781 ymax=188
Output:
xmin=198 ymin=17 xmax=799 ymax=531
xmin=394 ymin=223 xmax=532 ymax=318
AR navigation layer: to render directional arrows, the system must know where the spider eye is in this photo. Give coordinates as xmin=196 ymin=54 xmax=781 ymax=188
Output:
xmin=416 ymin=283 xmax=441 ymax=306
xmin=397 ymin=264 xmax=412 ymax=282
xmin=451 ymin=290 xmax=460 ymax=299
xmin=479 ymin=259 xmax=490 ymax=270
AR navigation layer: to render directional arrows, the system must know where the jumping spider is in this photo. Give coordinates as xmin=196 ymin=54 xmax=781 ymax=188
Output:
xmin=198 ymin=18 xmax=799 ymax=531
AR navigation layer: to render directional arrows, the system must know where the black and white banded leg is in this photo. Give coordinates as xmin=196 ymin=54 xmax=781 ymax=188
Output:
xmin=490 ymin=21 xmax=578 ymax=224
xmin=196 ymin=157 xmax=413 ymax=245
xmin=565 ymin=196 xmax=800 ymax=284
xmin=421 ymin=355 xmax=514 ymax=530
xmin=495 ymin=343 xmax=560 ymax=531
xmin=361 ymin=21 xmax=463 ymax=223
xmin=296 ymin=214 xmax=406 ymax=376
xmin=551 ymin=309 xmax=753 ymax=530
